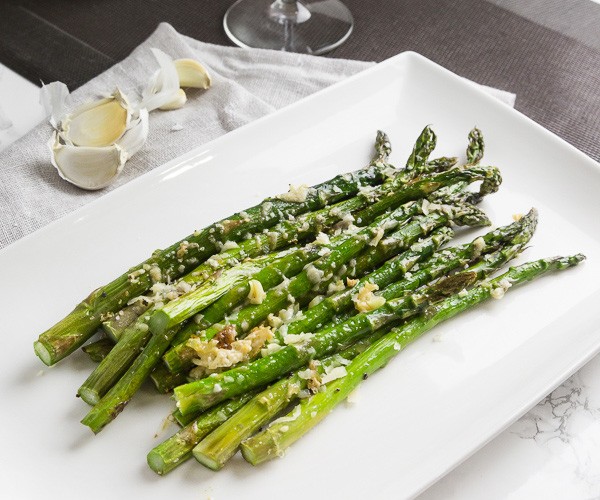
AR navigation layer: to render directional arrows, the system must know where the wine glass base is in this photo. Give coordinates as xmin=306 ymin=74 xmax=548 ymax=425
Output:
xmin=223 ymin=0 xmax=354 ymax=55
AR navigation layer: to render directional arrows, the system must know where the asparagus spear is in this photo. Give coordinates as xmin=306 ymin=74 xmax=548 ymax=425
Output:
xmin=149 ymin=365 xmax=187 ymax=394
xmin=170 ymin=202 xmax=486 ymax=344
xmin=174 ymin=225 xmax=518 ymax=417
xmin=101 ymin=301 xmax=151 ymax=342
xmin=78 ymin=252 xmax=285 ymax=405
xmin=191 ymin=331 xmax=389 ymax=471
xmin=354 ymin=164 xmax=501 ymax=226
xmin=81 ymin=201 xmax=461 ymax=411
xmin=80 ymin=240 xmax=338 ymax=424
xmin=34 ymin=140 xmax=391 ymax=366
xmin=100 ymin=183 xmax=390 ymax=344
xmin=466 ymin=127 xmax=484 ymax=165
xmin=240 ymin=254 xmax=585 ymax=465
xmin=405 ymin=125 xmax=437 ymax=173
xmin=162 ymin=225 xmax=453 ymax=375
xmin=168 ymin=314 xmax=361 ymax=427
xmin=82 ymin=318 xmax=184 ymax=433
xmin=147 ymin=200 xmax=464 ymax=336
xmin=147 ymin=392 xmax=257 ymax=475
xmin=81 ymin=338 xmax=114 ymax=363
xmin=286 ymin=209 xmax=536 ymax=338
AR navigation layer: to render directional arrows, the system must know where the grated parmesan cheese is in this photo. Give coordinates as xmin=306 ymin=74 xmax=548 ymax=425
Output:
xmin=327 ymin=279 xmax=345 ymax=295
xmin=314 ymin=232 xmax=330 ymax=245
xmin=305 ymin=264 xmax=325 ymax=285
xmin=277 ymin=184 xmax=310 ymax=203
xmin=220 ymin=240 xmax=239 ymax=251
xmin=282 ymin=332 xmax=314 ymax=346
xmin=320 ymin=366 xmax=347 ymax=384
xmin=308 ymin=295 xmax=324 ymax=308
xmin=472 ymin=237 xmax=485 ymax=258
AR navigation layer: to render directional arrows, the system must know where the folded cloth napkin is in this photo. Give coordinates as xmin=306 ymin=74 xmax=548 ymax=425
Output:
xmin=0 ymin=23 xmax=515 ymax=249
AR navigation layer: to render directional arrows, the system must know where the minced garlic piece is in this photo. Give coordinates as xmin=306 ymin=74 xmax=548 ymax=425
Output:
xmin=491 ymin=278 xmax=512 ymax=300
xmin=247 ymin=279 xmax=266 ymax=304
xmin=188 ymin=326 xmax=273 ymax=373
xmin=176 ymin=280 xmax=192 ymax=294
xmin=369 ymin=227 xmax=385 ymax=247
xmin=353 ymin=282 xmax=386 ymax=312
xmin=277 ymin=184 xmax=310 ymax=203
xmin=127 ymin=268 xmax=146 ymax=282
xmin=148 ymin=265 xmax=162 ymax=283
xmin=512 ymin=213 xmax=524 ymax=222
xmin=176 ymin=241 xmax=190 ymax=259
xmin=267 ymin=313 xmax=283 ymax=329
xmin=327 ymin=279 xmax=345 ymax=295
xmin=346 ymin=277 xmax=359 ymax=287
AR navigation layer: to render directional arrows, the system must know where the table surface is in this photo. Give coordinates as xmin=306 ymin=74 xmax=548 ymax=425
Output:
xmin=1 ymin=1 xmax=600 ymax=498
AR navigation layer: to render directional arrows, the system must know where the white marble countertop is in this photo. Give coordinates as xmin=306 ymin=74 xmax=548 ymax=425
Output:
xmin=1 ymin=61 xmax=599 ymax=499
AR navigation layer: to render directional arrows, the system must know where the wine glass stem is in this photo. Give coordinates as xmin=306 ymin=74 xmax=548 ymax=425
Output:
xmin=269 ymin=0 xmax=310 ymax=24
xmin=283 ymin=19 xmax=294 ymax=51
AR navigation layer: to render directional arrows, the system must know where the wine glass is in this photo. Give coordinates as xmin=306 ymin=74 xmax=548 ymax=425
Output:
xmin=223 ymin=0 xmax=354 ymax=55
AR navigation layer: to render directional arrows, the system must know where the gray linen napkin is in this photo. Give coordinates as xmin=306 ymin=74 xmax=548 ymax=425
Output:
xmin=0 ymin=23 xmax=515 ymax=249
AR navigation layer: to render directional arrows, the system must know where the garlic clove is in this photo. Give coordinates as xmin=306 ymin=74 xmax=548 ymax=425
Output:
xmin=174 ymin=59 xmax=212 ymax=89
xmin=116 ymin=108 xmax=149 ymax=158
xmin=139 ymin=48 xmax=181 ymax=112
xmin=158 ymin=89 xmax=187 ymax=111
xmin=49 ymin=132 xmax=127 ymax=190
xmin=61 ymin=89 xmax=131 ymax=148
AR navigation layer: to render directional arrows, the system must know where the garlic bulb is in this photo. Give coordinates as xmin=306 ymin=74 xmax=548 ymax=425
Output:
xmin=42 ymin=48 xmax=210 ymax=190
xmin=48 ymin=107 xmax=149 ymax=190
xmin=43 ymin=84 xmax=149 ymax=190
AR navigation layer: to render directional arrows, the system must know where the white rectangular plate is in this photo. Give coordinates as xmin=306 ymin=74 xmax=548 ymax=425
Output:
xmin=1 ymin=52 xmax=599 ymax=500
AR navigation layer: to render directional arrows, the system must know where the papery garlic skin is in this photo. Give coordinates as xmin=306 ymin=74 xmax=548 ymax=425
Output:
xmin=174 ymin=59 xmax=212 ymax=89
xmin=139 ymin=48 xmax=181 ymax=112
xmin=40 ymin=81 xmax=69 ymax=128
xmin=116 ymin=108 xmax=149 ymax=158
